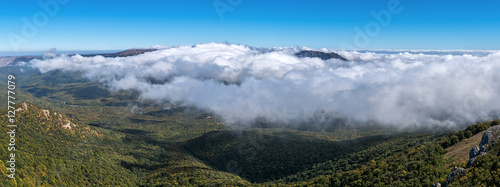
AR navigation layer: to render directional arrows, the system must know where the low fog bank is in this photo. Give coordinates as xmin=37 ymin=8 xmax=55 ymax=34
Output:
xmin=25 ymin=43 xmax=500 ymax=130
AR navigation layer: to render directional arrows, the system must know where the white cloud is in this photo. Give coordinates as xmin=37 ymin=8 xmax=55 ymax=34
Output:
xmin=27 ymin=43 xmax=500 ymax=129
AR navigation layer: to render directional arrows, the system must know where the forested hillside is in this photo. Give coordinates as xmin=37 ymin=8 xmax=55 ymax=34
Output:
xmin=0 ymin=103 xmax=137 ymax=186
xmin=2 ymin=101 xmax=499 ymax=186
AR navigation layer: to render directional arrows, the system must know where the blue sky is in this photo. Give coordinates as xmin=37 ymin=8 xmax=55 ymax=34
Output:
xmin=1 ymin=0 xmax=499 ymax=51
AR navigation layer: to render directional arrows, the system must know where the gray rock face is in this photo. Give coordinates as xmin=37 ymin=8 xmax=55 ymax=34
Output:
xmin=469 ymin=145 xmax=479 ymax=160
xmin=442 ymin=125 xmax=500 ymax=186
xmin=479 ymin=125 xmax=500 ymax=148
xmin=432 ymin=182 xmax=441 ymax=187
xmin=467 ymin=145 xmax=480 ymax=167
xmin=467 ymin=125 xmax=500 ymax=167
xmin=444 ymin=167 xmax=466 ymax=187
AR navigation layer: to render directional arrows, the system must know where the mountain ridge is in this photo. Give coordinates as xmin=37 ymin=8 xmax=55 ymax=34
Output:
xmin=295 ymin=50 xmax=348 ymax=61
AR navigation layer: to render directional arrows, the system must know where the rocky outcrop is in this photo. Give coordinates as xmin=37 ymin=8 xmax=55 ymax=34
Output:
xmin=17 ymin=102 xmax=76 ymax=130
xmin=467 ymin=125 xmax=500 ymax=167
xmin=444 ymin=167 xmax=466 ymax=186
xmin=443 ymin=125 xmax=500 ymax=187
xmin=14 ymin=102 xmax=28 ymax=112
xmin=295 ymin=50 xmax=347 ymax=61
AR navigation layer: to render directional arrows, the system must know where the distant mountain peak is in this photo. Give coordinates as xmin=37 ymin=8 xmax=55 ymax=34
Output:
xmin=81 ymin=48 xmax=158 ymax=58
xmin=295 ymin=50 xmax=347 ymax=61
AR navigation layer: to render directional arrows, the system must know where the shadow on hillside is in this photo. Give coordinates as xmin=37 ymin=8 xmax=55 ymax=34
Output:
xmin=118 ymin=131 xmax=184 ymax=171
xmin=181 ymin=130 xmax=398 ymax=183
xmin=86 ymin=120 xmax=185 ymax=172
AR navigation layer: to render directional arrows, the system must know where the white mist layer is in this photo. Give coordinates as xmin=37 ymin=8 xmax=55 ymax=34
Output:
xmin=27 ymin=43 xmax=500 ymax=128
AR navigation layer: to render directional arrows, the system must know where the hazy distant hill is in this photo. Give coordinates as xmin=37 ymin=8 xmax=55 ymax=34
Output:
xmin=0 ymin=48 xmax=158 ymax=68
xmin=295 ymin=50 xmax=347 ymax=61
xmin=81 ymin=48 xmax=158 ymax=58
